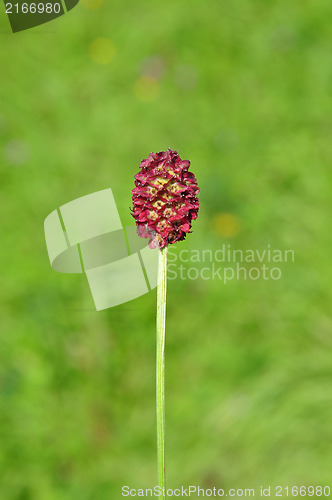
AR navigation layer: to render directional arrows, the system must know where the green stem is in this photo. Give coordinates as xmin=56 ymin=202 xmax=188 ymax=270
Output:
xmin=156 ymin=246 xmax=167 ymax=498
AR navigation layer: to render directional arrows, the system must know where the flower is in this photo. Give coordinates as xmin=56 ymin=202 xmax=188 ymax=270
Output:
xmin=131 ymin=149 xmax=200 ymax=248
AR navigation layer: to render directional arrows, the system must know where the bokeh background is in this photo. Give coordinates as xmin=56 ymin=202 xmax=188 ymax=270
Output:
xmin=1 ymin=0 xmax=332 ymax=498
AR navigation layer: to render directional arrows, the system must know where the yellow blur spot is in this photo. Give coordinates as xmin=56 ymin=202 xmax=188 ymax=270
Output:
xmin=211 ymin=213 xmax=241 ymax=238
xmin=89 ymin=38 xmax=116 ymax=65
xmin=134 ymin=76 xmax=159 ymax=102
xmin=81 ymin=0 xmax=104 ymax=10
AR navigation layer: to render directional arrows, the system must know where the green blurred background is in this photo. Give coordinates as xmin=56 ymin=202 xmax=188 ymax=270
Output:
xmin=1 ymin=0 xmax=332 ymax=498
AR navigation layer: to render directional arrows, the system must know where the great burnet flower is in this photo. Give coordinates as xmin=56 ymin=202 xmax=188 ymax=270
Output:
xmin=131 ymin=149 xmax=199 ymax=248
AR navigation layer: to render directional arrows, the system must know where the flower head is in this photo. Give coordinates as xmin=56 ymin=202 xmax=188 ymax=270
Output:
xmin=131 ymin=149 xmax=200 ymax=248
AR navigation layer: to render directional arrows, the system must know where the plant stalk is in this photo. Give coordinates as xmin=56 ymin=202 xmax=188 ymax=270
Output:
xmin=156 ymin=246 xmax=167 ymax=498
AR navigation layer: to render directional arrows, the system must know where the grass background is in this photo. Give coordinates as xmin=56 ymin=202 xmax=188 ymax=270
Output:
xmin=0 ymin=0 xmax=332 ymax=498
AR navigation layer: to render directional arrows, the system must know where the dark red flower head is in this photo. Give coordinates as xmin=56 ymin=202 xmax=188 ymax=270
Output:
xmin=131 ymin=149 xmax=200 ymax=249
